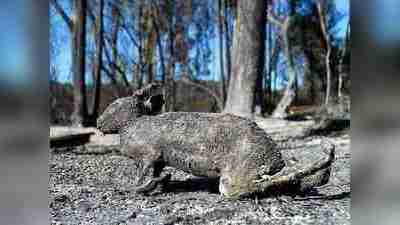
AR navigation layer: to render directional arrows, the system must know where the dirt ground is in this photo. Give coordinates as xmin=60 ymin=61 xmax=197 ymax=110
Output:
xmin=49 ymin=118 xmax=350 ymax=225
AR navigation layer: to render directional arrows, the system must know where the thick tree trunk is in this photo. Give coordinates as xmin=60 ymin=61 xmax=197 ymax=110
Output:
xmin=218 ymin=0 xmax=227 ymax=105
xmin=89 ymin=0 xmax=103 ymax=125
xmin=223 ymin=0 xmax=266 ymax=119
xmin=71 ymin=0 xmax=88 ymax=126
xmin=271 ymin=18 xmax=297 ymax=119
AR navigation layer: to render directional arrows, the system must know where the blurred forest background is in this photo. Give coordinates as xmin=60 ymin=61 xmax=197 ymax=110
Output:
xmin=49 ymin=0 xmax=350 ymax=126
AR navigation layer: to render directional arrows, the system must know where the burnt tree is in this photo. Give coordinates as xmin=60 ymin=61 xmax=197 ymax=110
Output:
xmin=218 ymin=0 xmax=227 ymax=105
xmin=224 ymin=0 xmax=266 ymax=119
xmin=88 ymin=0 xmax=104 ymax=125
xmin=71 ymin=0 xmax=88 ymax=126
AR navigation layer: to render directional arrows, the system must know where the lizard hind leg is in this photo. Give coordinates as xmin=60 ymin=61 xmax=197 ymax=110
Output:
xmin=134 ymin=160 xmax=170 ymax=194
xmin=121 ymin=144 xmax=169 ymax=194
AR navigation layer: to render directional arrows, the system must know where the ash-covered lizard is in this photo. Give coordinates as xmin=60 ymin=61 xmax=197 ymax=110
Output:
xmin=119 ymin=112 xmax=335 ymax=199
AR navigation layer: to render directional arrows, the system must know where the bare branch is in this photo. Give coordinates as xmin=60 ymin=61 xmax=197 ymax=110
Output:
xmin=102 ymin=36 xmax=130 ymax=88
xmin=50 ymin=0 xmax=73 ymax=31
xmin=121 ymin=24 xmax=140 ymax=49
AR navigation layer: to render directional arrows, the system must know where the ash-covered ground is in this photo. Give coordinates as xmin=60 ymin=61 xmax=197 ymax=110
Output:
xmin=49 ymin=119 xmax=350 ymax=225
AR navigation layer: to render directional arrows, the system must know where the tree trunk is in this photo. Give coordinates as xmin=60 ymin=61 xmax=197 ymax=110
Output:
xmin=144 ymin=30 xmax=157 ymax=84
xmin=317 ymin=2 xmax=332 ymax=106
xmin=271 ymin=18 xmax=296 ymax=119
xmin=268 ymin=37 xmax=281 ymax=107
xmin=324 ymin=47 xmax=332 ymax=105
xmin=89 ymin=0 xmax=103 ymax=125
xmin=223 ymin=0 xmax=231 ymax=88
xmin=150 ymin=2 xmax=166 ymax=85
xmin=338 ymin=72 xmax=343 ymax=99
xmin=71 ymin=0 xmax=88 ymax=126
xmin=154 ymin=23 xmax=166 ymax=84
xmin=273 ymin=60 xmax=278 ymax=101
xmin=338 ymin=24 xmax=350 ymax=100
xmin=303 ymin=55 xmax=317 ymax=104
xmin=272 ymin=89 xmax=295 ymax=119
xmin=294 ymin=72 xmax=298 ymax=104
xmin=218 ymin=0 xmax=227 ymax=105
xmin=111 ymin=4 xmax=122 ymax=95
xmin=165 ymin=0 xmax=176 ymax=112
xmin=136 ymin=0 xmax=144 ymax=89
xmin=254 ymin=69 xmax=264 ymax=116
xmin=223 ymin=0 xmax=266 ymax=119
xmin=266 ymin=20 xmax=273 ymax=103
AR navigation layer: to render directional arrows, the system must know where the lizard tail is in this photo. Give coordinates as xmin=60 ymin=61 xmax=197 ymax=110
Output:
xmin=258 ymin=139 xmax=335 ymax=193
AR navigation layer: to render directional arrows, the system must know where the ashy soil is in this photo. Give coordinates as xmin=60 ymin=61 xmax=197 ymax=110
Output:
xmin=49 ymin=118 xmax=350 ymax=225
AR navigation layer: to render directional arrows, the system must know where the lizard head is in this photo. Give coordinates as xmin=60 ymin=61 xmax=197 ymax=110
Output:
xmin=96 ymin=82 xmax=165 ymax=134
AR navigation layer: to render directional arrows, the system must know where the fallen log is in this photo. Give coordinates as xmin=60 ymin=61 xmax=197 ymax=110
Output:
xmin=50 ymin=132 xmax=95 ymax=148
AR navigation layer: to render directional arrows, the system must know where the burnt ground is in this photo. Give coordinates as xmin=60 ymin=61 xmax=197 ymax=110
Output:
xmin=49 ymin=118 xmax=350 ymax=225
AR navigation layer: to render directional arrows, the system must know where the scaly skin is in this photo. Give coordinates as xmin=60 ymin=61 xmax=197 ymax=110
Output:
xmin=119 ymin=112 xmax=335 ymax=199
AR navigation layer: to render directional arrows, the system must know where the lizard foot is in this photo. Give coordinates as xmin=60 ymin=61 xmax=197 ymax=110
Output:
xmin=134 ymin=173 xmax=171 ymax=194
